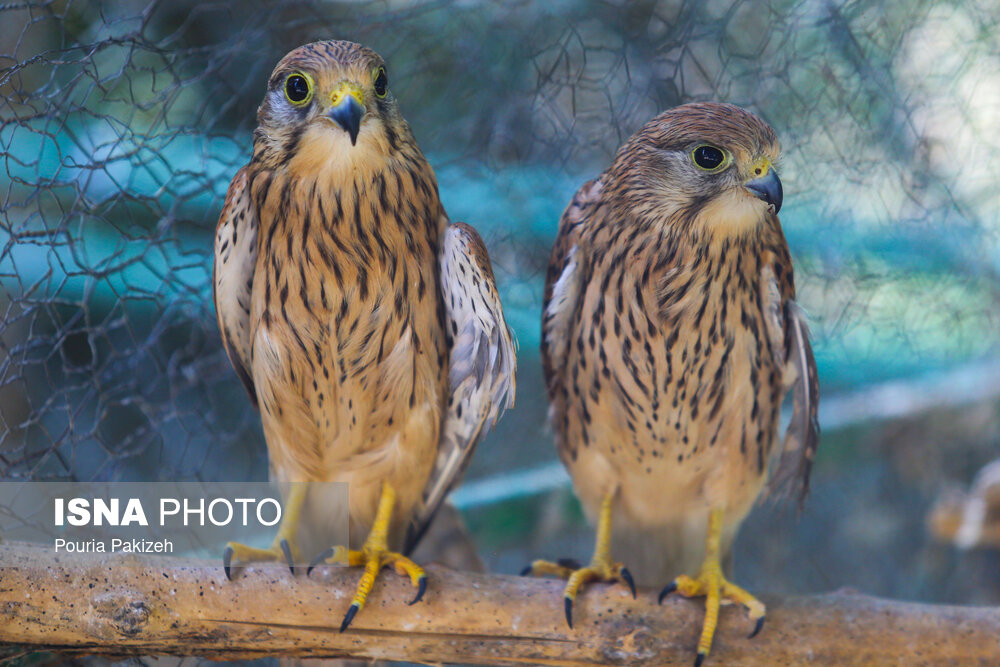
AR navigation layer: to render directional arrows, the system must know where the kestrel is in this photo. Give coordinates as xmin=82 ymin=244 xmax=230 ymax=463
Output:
xmin=525 ymin=102 xmax=819 ymax=664
xmin=213 ymin=40 xmax=515 ymax=630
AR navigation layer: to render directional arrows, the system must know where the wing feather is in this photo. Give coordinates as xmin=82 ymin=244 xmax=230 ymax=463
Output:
xmin=213 ymin=166 xmax=259 ymax=408
xmin=404 ymin=222 xmax=516 ymax=553
xmin=767 ymin=298 xmax=821 ymax=506
xmin=541 ymin=178 xmax=601 ymax=399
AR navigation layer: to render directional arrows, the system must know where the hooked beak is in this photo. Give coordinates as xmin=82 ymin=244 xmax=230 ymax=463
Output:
xmin=744 ymin=167 xmax=783 ymax=213
xmin=327 ymin=83 xmax=365 ymax=146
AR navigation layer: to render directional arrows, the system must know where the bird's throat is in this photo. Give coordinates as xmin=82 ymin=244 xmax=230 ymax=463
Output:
xmin=285 ymin=123 xmax=389 ymax=184
xmin=694 ymin=189 xmax=774 ymax=237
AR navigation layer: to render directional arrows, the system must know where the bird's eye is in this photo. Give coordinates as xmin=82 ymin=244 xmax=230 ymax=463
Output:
xmin=373 ymin=67 xmax=388 ymax=98
xmin=284 ymin=73 xmax=312 ymax=105
xmin=691 ymin=145 xmax=727 ymax=171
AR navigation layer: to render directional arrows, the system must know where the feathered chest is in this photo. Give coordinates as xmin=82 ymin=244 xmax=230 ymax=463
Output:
xmin=253 ymin=168 xmax=442 ymax=309
xmin=245 ymin=166 xmax=448 ymax=402
xmin=651 ymin=239 xmax=784 ymax=422
xmin=565 ymin=229 xmax=789 ymax=472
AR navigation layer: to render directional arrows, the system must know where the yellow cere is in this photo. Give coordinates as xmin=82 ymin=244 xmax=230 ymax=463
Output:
xmin=330 ymin=81 xmax=366 ymax=108
xmin=749 ymin=156 xmax=773 ymax=178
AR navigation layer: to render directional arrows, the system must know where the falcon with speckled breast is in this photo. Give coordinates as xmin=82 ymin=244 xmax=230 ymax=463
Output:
xmin=524 ymin=102 xmax=819 ymax=665
xmin=213 ymin=39 xmax=515 ymax=631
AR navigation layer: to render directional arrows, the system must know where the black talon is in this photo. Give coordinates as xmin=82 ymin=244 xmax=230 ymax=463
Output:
xmin=222 ymin=545 xmax=234 ymax=581
xmin=658 ymin=581 xmax=677 ymax=604
xmin=340 ymin=602 xmax=359 ymax=633
xmin=520 ymin=564 xmax=534 ymax=576
xmin=620 ymin=567 xmax=636 ymax=599
xmin=307 ymin=547 xmax=334 ymax=577
xmin=280 ymin=539 xmax=294 ymax=575
xmin=564 ymin=596 xmax=574 ymax=629
xmin=749 ymin=615 xmax=765 ymax=639
xmin=694 ymin=651 xmax=706 ymax=667
xmin=409 ymin=575 xmax=427 ymax=605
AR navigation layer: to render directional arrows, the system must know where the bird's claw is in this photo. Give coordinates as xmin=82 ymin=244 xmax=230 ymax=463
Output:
xmin=660 ymin=569 xmax=766 ymax=664
xmin=222 ymin=538 xmax=301 ymax=580
xmin=307 ymin=547 xmax=336 ymax=576
xmin=280 ymin=538 xmax=295 ymax=574
xmin=524 ymin=557 xmax=635 ymax=629
xmin=521 ymin=557 xmax=581 ymax=577
xmin=620 ymin=566 xmax=637 ymax=599
xmin=409 ymin=575 xmax=428 ymax=605
xmin=340 ymin=602 xmax=359 ymax=633
xmin=314 ymin=545 xmax=426 ymax=632
xmin=222 ymin=545 xmax=234 ymax=581
xmin=658 ymin=580 xmax=678 ymax=603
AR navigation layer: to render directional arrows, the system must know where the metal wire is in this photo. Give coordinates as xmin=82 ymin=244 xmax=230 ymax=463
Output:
xmin=1 ymin=0 xmax=998 ymax=496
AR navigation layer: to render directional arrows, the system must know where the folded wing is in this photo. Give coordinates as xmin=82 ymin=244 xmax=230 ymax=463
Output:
xmin=767 ymin=298 xmax=821 ymax=507
xmin=404 ymin=223 xmax=516 ymax=553
xmin=213 ymin=166 xmax=259 ymax=408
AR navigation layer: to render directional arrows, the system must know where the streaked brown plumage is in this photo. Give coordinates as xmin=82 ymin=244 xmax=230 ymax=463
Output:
xmin=213 ymin=40 xmax=515 ymax=629
xmin=530 ymin=102 xmax=819 ymax=663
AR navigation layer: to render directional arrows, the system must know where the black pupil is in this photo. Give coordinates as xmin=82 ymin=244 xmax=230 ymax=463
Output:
xmin=694 ymin=145 xmax=724 ymax=169
xmin=286 ymin=75 xmax=309 ymax=102
xmin=374 ymin=69 xmax=387 ymax=96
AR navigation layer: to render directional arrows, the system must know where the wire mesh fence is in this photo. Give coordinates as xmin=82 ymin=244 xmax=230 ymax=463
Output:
xmin=2 ymin=0 xmax=999 ymax=618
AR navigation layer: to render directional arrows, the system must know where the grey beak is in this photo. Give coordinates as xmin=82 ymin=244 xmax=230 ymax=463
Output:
xmin=328 ymin=95 xmax=364 ymax=146
xmin=745 ymin=169 xmax=783 ymax=213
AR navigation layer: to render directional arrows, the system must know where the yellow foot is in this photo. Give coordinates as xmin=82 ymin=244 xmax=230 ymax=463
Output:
xmin=222 ymin=537 xmax=301 ymax=580
xmin=522 ymin=557 xmax=636 ymax=629
xmin=308 ymin=545 xmax=427 ymax=632
xmin=659 ymin=568 xmax=765 ymax=666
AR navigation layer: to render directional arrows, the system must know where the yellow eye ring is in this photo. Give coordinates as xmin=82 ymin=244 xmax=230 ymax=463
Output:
xmin=284 ymin=71 xmax=314 ymax=105
xmin=691 ymin=144 xmax=729 ymax=172
xmin=373 ymin=66 xmax=388 ymax=98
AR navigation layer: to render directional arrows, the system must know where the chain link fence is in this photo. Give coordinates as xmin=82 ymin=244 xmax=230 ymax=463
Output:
xmin=2 ymin=0 xmax=999 ymax=615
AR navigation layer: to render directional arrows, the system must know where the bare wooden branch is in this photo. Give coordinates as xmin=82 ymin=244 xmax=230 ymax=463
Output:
xmin=0 ymin=541 xmax=997 ymax=665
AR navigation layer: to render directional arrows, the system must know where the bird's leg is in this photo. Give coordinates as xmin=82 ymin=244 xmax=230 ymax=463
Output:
xmin=307 ymin=481 xmax=427 ymax=632
xmin=522 ymin=492 xmax=635 ymax=628
xmin=223 ymin=482 xmax=306 ymax=579
xmin=658 ymin=508 xmax=766 ymax=667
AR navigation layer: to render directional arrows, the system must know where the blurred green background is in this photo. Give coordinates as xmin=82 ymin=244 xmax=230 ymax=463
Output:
xmin=2 ymin=2 xmax=999 ymax=653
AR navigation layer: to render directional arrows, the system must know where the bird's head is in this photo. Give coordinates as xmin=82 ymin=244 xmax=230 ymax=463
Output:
xmin=253 ymin=40 xmax=408 ymax=173
xmin=613 ymin=102 xmax=783 ymax=233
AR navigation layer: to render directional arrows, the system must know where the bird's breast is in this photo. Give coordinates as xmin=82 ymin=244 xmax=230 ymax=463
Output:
xmin=245 ymin=169 xmax=448 ymax=489
xmin=563 ymin=234 xmax=787 ymax=524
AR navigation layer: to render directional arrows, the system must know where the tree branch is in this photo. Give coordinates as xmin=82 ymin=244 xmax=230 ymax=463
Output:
xmin=0 ymin=542 xmax=997 ymax=665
